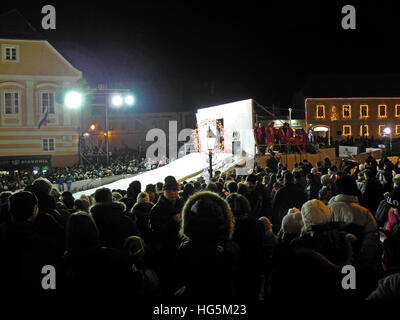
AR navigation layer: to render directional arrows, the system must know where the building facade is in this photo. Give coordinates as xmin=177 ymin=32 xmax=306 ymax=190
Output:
xmin=0 ymin=10 xmax=82 ymax=170
xmin=81 ymin=100 xmax=196 ymax=158
xmin=305 ymin=97 xmax=400 ymax=143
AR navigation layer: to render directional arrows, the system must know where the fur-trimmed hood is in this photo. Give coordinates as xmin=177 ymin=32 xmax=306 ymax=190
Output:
xmin=90 ymin=201 xmax=126 ymax=217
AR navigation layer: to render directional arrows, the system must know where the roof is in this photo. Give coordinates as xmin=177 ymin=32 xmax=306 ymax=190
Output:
xmin=0 ymin=9 xmax=46 ymax=40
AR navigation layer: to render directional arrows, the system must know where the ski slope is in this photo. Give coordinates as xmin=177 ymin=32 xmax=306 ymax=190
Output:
xmin=73 ymin=152 xmax=248 ymax=198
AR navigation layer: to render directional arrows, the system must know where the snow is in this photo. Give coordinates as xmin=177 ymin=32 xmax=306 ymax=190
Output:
xmin=73 ymin=152 xmax=246 ymax=198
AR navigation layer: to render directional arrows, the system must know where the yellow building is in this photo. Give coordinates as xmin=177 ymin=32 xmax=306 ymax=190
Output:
xmin=305 ymin=97 xmax=400 ymax=143
xmin=0 ymin=10 xmax=82 ymax=170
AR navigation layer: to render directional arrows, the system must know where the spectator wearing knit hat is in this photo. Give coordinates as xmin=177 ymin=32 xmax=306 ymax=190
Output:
xmin=175 ymin=191 xmax=239 ymax=302
xmin=301 ymin=199 xmax=331 ymax=230
xmin=277 ymin=208 xmax=304 ymax=244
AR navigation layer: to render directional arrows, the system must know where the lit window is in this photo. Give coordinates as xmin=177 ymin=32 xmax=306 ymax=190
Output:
xmin=379 ymin=125 xmax=385 ymax=136
xmin=396 ymin=125 xmax=400 ymax=136
xmin=360 ymin=105 xmax=369 ymax=118
xmin=378 ymin=105 xmax=387 ymax=118
xmin=360 ymin=125 xmax=369 ymax=136
xmin=343 ymin=125 xmax=352 ymax=136
xmin=316 ymin=105 xmax=325 ymax=119
xmin=41 ymin=92 xmax=55 ymax=114
xmin=396 ymin=104 xmax=400 ymax=118
xmin=4 ymin=91 xmax=19 ymax=114
xmin=343 ymin=105 xmax=351 ymax=119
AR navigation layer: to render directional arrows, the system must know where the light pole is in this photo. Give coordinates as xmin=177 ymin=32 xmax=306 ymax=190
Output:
xmin=106 ymin=92 xmax=135 ymax=166
xmin=206 ymin=126 xmax=217 ymax=179
xmin=64 ymin=90 xmax=83 ymax=164
xmin=383 ymin=127 xmax=392 ymax=155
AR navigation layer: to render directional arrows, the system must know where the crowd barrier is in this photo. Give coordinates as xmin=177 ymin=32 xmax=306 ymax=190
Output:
xmin=54 ymin=173 xmax=136 ymax=194
xmin=256 ymin=148 xmax=336 ymax=171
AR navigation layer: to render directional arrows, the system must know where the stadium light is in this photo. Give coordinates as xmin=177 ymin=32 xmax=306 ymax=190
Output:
xmin=125 ymin=94 xmax=135 ymax=106
xmin=65 ymin=91 xmax=83 ymax=109
xmin=111 ymin=94 xmax=123 ymax=107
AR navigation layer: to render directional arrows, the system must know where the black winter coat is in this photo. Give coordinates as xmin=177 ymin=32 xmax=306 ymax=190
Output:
xmin=0 ymin=219 xmax=66 ymax=295
xmin=174 ymin=239 xmax=240 ymax=302
xmin=272 ymin=183 xmax=307 ymax=233
xmin=361 ymin=177 xmax=384 ymax=216
xmin=149 ymin=195 xmax=182 ymax=248
xmin=63 ymin=246 xmax=143 ymax=299
xmin=90 ymin=201 xmax=139 ymax=249
xmin=131 ymin=202 xmax=154 ymax=243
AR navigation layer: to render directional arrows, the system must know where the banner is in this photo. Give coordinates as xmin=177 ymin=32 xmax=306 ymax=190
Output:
xmin=339 ymin=145 xmax=359 ymax=157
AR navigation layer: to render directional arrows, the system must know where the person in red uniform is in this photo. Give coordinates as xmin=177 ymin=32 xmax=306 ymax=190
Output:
xmin=278 ymin=123 xmax=294 ymax=152
xmin=265 ymin=121 xmax=277 ymax=153
xmin=254 ymin=122 xmax=264 ymax=145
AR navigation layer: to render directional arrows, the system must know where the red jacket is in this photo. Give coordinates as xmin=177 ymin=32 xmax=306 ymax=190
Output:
xmin=278 ymin=126 xmax=294 ymax=144
xmin=255 ymin=127 xmax=264 ymax=144
xmin=264 ymin=125 xmax=276 ymax=144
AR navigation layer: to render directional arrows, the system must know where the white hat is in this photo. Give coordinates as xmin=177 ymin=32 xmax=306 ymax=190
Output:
xmin=301 ymin=199 xmax=331 ymax=229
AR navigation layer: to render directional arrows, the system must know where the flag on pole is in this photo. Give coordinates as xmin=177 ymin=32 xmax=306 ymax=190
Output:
xmin=38 ymin=105 xmax=49 ymax=129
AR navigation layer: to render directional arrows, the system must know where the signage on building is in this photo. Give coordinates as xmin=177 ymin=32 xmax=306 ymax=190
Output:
xmin=339 ymin=145 xmax=359 ymax=157
xmin=0 ymin=155 xmax=52 ymax=171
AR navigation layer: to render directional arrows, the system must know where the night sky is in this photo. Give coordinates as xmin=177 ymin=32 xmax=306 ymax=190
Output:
xmin=2 ymin=1 xmax=400 ymax=115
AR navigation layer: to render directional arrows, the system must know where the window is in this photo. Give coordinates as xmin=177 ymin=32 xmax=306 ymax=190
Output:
xmin=396 ymin=125 xmax=400 ymax=136
xmin=4 ymin=91 xmax=19 ymax=114
xmin=2 ymin=45 xmax=19 ymax=62
xmin=360 ymin=105 xmax=369 ymax=118
xmin=42 ymin=138 xmax=55 ymax=151
xmin=378 ymin=105 xmax=387 ymax=118
xmin=41 ymin=92 xmax=55 ymax=114
xmin=316 ymin=105 xmax=325 ymax=119
xmin=360 ymin=125 xmax=369 ymax=136
xmin=396 ymin=104 xmax=400 ymax=118
xmin=343 ymin=125 xmax=352 ymax=136
xmin=379 ymin=125 xmax=385 ymax=136
xmin=342 ymin=105 xmax=351 ymax=119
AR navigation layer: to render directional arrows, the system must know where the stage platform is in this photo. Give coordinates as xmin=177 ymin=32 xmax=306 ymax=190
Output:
xmin=256 ymin=148 xmax=336 ymax=171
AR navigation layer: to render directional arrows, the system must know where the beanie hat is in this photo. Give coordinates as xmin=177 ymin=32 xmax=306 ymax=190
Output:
xmin=226 ymin=193 xmax=251 ymax=217
xmin=182 ymin=191 xmax=234 ymax=242
xmin=8 ymin=191 xmax=38 ymax=221
xmin=163 ymin=176 xmax=178 ymax=191
xmin=281 ymin=208 xmax=304 ymax=233
xmin=387 ymin=187 xmax=400 ymax=209
xmin=301 ymin=199 xmax=331 ymax=229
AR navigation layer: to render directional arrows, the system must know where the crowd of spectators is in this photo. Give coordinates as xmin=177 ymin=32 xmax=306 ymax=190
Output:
xmin=0 ymin=147 xmax=170 ymax=193
xmin=2 ymin=151 xmax=400 ymax=304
